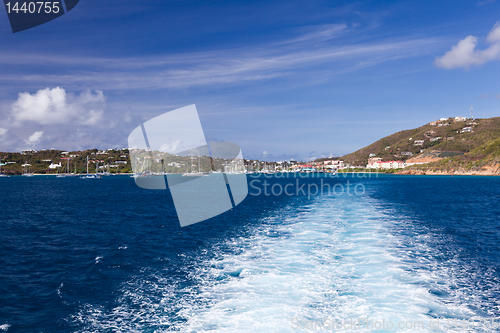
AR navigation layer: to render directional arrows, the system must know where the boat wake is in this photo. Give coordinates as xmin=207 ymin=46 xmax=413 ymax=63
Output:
xmin=71 ymin=194 xmax=499 ymax=332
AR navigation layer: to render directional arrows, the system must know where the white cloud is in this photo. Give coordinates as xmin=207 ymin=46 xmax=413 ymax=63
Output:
xmin=435 ymin=22 xmax=500 ymax=69
xmin=82 ymin=109 xmax=104 ymax=126
xmin=25 ymin=131 xmax=43 ymax=145
xmin=11 ymin=87 xmax=105 ymax=125
xmin=0 ymin=128 xmax=7 ymax=136
xmin=487 ymin=22 xmax=500 ymax=43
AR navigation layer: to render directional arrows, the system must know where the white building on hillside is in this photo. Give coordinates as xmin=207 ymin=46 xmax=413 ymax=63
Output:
xmin=366 ymin=160 xmax=405 ymax=169
xmin=324 ymin=160 xmax=344 ymax=168
xmin=49 ymin=162 xmax=62 ymax=169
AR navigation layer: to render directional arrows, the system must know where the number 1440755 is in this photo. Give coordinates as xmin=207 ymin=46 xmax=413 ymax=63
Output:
xmin=5 ymin=2 xmax=60 ymax=14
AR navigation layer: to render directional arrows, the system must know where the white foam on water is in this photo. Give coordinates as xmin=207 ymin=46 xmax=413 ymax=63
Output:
xmin=177 ymin=196 xmax=479 ymax=333
xmin=73 ymin=195 xmax=496 ymax=332
xmin=57 ymin=282 xmax=64 ymax=298
xmin=0 ymin=324 xmax=10 ymax=331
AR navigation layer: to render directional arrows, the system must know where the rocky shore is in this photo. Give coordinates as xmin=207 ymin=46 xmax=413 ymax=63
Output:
xmin=397 ymin=163 xmax=500 ymax=176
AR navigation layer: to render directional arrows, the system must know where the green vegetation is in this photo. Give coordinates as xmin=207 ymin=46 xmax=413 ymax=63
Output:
xmin=341 ymin=117 xmax=500 ymax=171
xmin=408 ymin=135 xmax=500 ymax=174
xmin=0 ymin=148 xmax=255 ymax=175
xmin=0 ymin=149 xmax=131 ymax=175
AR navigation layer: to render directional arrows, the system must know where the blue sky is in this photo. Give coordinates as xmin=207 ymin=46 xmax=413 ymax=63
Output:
xmin=1 ymin=0 xmax=500 ymax=161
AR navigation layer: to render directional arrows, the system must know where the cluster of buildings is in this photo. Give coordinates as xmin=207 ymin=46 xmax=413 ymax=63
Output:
xmin=365 ymin=158 xmax=428 ymax=170
xmin=365 ymin=115 xmax=477 ymax=169
xmin=289 ymin=160 xmax=346 ymax=172
xmin=366 ymin=157 xmax=406 ymax=169
xmin=17 ymin=148 xmax=131 ymax=172
xmin=429 ymin=116 xmax=468 ymax=126
xmin=429 ymin=116 xmax=476 ymax=134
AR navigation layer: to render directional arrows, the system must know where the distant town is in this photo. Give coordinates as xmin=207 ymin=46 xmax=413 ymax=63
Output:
xmin=0 ymin=115 xmax=497 ymax=175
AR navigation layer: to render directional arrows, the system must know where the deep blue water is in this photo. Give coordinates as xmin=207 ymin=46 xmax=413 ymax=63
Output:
xmin=0 ymin=174 xmax=499 ymax=332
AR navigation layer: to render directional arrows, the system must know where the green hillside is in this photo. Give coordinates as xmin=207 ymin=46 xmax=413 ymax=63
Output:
xmin=341 ymin=117 xmax=500 ymax=166
xmin=0 ymin=149 xmax=132 ymax=175
xmin=405 ymin=135 xmax=500 ymax=175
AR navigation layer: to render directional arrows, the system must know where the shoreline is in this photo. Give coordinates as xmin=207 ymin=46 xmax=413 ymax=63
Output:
xmin=3 ymin=172 xmax=498 ymax=177
xmin=397 ymin=168 xmax=500 ymax=176
xmin=2 ymin=169 xmax=500 ymax=177
xmin=2 ymin=173 xmax=136 ymax=176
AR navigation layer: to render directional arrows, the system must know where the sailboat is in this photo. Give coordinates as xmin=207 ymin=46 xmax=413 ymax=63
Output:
xmin=57 ymin=158 xmax=77 ymax=177
xmin=131 ymin=156 xmax=153 ymax=178
xmin=22 ymin=163 xmax=34 ymax=177
xmin=182 ymin=156 xmax=207 ymax=177
xmin=80 ymin=156 xmax=101 ymax=179
xmin=101 ymin=164 xmax=111 ymax=176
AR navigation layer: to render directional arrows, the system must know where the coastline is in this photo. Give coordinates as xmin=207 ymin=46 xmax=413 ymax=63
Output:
xmin=7 ymin=171 xmax=500 ymax=177
xmin=397 ymin=168 xmax=500 ymax=176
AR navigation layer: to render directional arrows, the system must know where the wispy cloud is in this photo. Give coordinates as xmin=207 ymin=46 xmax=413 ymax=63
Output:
xmin=0 ymin=25 xmax=438 ymax=91
xmin=477 ymin=0 xmax=495 ymax=5
xmin=0 ymin=24 xmax=442 ymax=154
xmin=283 ymin=23 xmax=348 ymax=43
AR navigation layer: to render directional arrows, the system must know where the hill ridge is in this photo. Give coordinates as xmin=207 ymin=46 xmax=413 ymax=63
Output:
xmin=339 ymin=116 xmax=500 ymax=167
